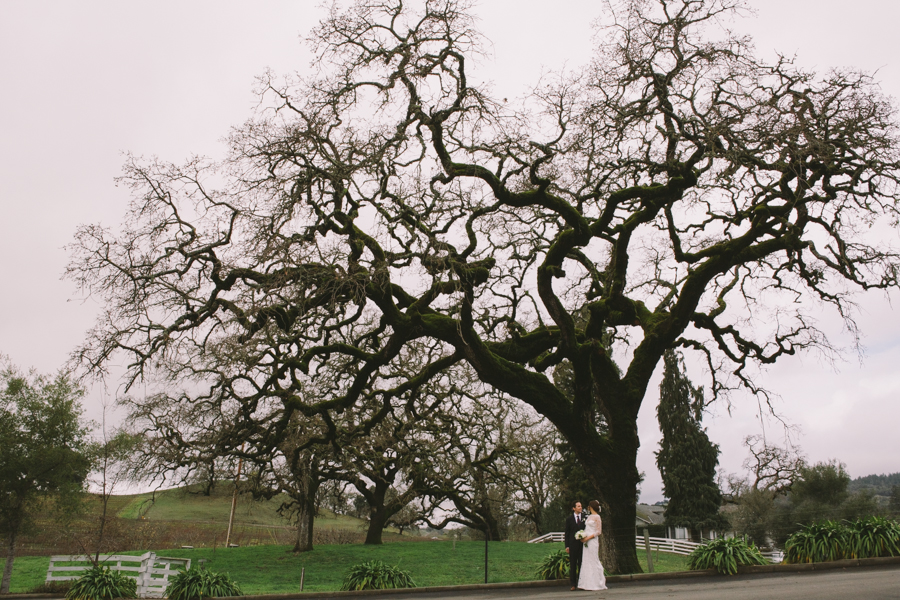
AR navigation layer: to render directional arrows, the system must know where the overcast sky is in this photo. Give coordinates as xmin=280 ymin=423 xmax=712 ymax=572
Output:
xmin=2 ymin=1 xmax=899 ymax=502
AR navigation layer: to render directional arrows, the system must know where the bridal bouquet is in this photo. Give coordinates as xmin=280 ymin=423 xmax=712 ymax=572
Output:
xmin=575 ymin=531 xmax=587 ymax=541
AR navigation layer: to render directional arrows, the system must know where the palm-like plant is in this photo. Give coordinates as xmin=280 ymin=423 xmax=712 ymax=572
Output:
xmin=688 ymin=537 xmax=768 ymax=575
xmin=784 ymin=520 xmax=848 ymax=564
xmin=340 ymin=560 xmax=416 ymax=591
xmin=66 ymin=566 xmax=137 ymax=600
xmin=845 ymin=517 xmax=900 ymax=559
xmin=535 ymin=549 xmax=569 ymax=580
xmin=165 ymin=567 xmax=242 ymax=600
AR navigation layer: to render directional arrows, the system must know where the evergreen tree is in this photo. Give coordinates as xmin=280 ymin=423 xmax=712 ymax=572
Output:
xmin=655 ymin=350 xmax=726 ymax=540
xmin=0 ymin=361 xmax=91 ymax=593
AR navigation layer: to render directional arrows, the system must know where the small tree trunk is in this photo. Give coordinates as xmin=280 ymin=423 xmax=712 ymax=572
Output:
xmin=291 ymin=478 xmax=319 ymax=553
xmin=291 ymin=483 xmax=318 ymax=553
xmin=292 ymin=501 xmax=313 ymax=553
xmin=364 ymin=506 xmax=389 ymax=545
xmin=1 ymin=528 xmax=18 ymax=595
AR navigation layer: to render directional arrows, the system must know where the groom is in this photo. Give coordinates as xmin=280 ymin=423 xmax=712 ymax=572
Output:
xmin=564 ymin=500 xmax=586 ymax=591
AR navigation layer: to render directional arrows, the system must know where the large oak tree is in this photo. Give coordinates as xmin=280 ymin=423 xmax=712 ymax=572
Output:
xmin=68 ymin=0 xmax=900 ymax=571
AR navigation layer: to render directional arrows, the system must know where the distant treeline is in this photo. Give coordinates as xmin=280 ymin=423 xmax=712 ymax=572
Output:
xmin=848 ymin=472 xmax=900 ymax=496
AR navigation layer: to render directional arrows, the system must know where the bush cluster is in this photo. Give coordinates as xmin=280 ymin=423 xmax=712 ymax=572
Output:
xmin=165 ymin=567 xmax=242 ymax=600
xmin=784 ymin=517 xmax=900 ymax=564
xmin=535 ymin=549 xmax=569 ymax=580
xmin=687 ymin=537 xmax=768 ymax=575
xmin=340 ymin=560 xmax=416 ymax=591
xmin=65 ymin=566 xmax=137 ymax=600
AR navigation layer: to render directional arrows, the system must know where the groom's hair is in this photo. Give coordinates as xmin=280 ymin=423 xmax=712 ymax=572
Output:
xmin=571 ymin=500 xmax=581 ymax=509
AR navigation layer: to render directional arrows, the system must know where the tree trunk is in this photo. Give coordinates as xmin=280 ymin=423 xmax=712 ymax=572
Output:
xmin=361 ymin=481 xmax=399 ymax=545
xmin=1 ymin=528 xmax=18 ymax=595
xmin=595 ymin=481 xmax=640 ymax=575
xmin=567 ymin=426 xmax=643 ymax=574
xmin=482 ymin=510 xmax=503 ymax=542
xmin=286 ymin=451 xmax=321 ymax=554
xmin=292 ymin=493 xmax=315 ymax=553
xmin=365 ymin=505 xmax=390 ymax=545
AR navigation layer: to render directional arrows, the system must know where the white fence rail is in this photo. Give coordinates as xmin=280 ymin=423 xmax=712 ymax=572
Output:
xmin=528 ymin=533 xmax=783 ymax=563
xmin=527 ymin=532 xmax=564 ymax=543
xmin=636 ymin=536 xmax=701 ymax=556
xmin=46 ymin=553 xmax=191 ymax=598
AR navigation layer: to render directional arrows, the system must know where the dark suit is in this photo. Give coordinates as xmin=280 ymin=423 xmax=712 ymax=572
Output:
xmin=565 ymin=512 xmax=587 ymax=588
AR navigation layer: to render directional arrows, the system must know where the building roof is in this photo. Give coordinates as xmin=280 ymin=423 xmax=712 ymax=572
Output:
xmin=635 ymin=503 xmax=667 ymax=526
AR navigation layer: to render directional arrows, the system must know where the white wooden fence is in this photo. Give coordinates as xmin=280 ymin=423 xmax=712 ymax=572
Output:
xmin=528 ymin=532 xmax=565 ymax=543
xmin=46 ymin=553 xmax=191 ymax=598
xmin=527 ymin=533 xmax=784 ymax=563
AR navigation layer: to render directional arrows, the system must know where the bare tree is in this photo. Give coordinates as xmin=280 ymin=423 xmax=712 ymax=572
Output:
xmin=337 ymin=415 xmax=428 ymax=545
xmin=68 ymin=0 xmax=900 ymax=571
xmin=726 ymin=435 xmax=806 ymax=546
xmin=85 ymin=415 xmax=138 ymax=561
xmin=740 ymin=435 xmax=806 ymax=498
xmin=501 ymin=415 xmax=561 ymax=536
xmin=415 ymin=388 xmax=519 ymax=542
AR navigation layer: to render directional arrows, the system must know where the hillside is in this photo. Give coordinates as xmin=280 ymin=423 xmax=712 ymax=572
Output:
xmin=114 ymin=485 xmax=294 ymax=526
xmin=109 ymin=484 xmax=368 ymax=530
xmin=16 ymin=485 xmax=376 ymax=556
xmin=848 ymin=472 xmax=900 ymax=496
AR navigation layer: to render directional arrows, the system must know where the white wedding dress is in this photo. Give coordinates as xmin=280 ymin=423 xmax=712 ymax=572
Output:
xmin=577 ymin=514 xmax=607 ymax=591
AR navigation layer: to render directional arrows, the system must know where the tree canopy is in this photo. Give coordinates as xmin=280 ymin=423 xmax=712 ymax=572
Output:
xmin=68 ymin=0 xmax=900 ymax=572
xmin=0 ymin=359 xmax=92 ymax=593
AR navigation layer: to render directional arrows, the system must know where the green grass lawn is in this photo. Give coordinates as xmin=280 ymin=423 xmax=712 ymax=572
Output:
xmin=3 ymin=542 xmax=689 ymax=594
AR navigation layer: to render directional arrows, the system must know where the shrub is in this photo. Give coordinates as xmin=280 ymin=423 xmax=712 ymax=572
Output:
xmin=166 ymin=567 xmax=242 ymax=600
xmin=535 ymin=549 xmax=569 ymax=580
xmin=846 ymin=517 xmax=900 ymax=559
xmin=66 ymin=565 xmax=137 ymax=600
xmin=340 ymin=560 xmax=416 ymax=591
xmin=784 ymin=520 xmax=848 ymax=564
xmin=687 ymin=537 xmax=768 ymax=575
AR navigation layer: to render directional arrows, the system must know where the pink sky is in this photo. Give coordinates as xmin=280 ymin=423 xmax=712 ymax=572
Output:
xmin=2 ymin=1 xmax=898 ymax=501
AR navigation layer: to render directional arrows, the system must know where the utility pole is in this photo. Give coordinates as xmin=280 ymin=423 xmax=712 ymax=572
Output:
xmin=224 ymin=448 xmax=245 ymax=547
xmin=484 ymin=528 xmax=490 ymax=584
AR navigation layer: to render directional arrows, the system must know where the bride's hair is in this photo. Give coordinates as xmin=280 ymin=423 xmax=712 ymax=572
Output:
xmin=588 ymin=500 xmax=601 ymax=513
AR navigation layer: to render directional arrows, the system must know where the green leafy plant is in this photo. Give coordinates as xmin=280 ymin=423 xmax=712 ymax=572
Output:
xmin=66 ymin=565 xmax=137 ymax=600
xmin=166 ymin=567 xmax=242 ymax=600
xmin=846 ymin=517 xmax=900 ymax=559
xmin=535 ymin=549 xmax=570 ymax=580
xmin=784 ymin=520 xmax=849 ymax=564
xmin=688 ymin=537 xmax=768 ymax=575
xmin=340 ymin=560 xmax=416 ymax=591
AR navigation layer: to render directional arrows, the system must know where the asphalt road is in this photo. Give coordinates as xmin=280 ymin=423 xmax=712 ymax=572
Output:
xmin=380 ymin=566 xmax=900 ymax=600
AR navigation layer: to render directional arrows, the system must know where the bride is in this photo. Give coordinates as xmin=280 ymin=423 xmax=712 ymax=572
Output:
xmin=577 ymin=500 xmax=608 ymax=591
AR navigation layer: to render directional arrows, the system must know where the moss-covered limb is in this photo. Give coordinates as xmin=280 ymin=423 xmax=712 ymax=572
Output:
xmin=486 ymin=328 xmax=561 ymax=364
xmin=535 ymin=226 xmax=597 ymax=353
xmin=457 ymin=335 xmax=574 ymax=426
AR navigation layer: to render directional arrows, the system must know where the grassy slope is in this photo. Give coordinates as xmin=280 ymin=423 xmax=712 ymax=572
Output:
xmin=113 ymin=486 xmax=364 ymax=530
xmin=5 ymin=542 xmax=689 ymax=594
